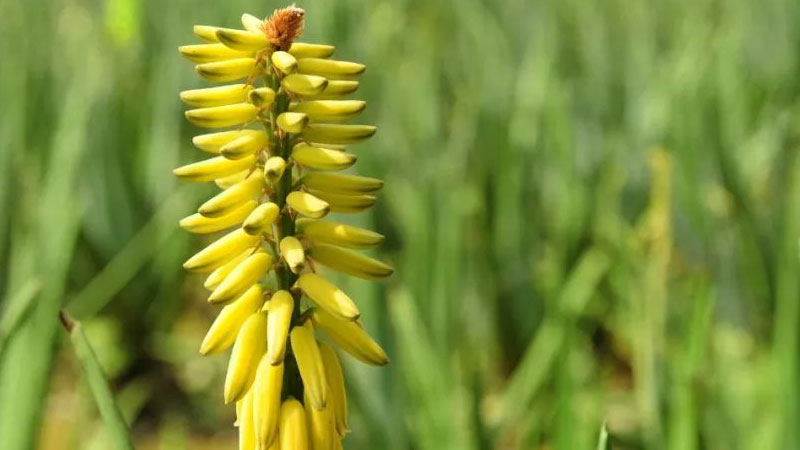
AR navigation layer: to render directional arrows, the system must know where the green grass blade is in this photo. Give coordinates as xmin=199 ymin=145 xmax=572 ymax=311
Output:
xmin=59 ymin=310 xmax=135 ymax=450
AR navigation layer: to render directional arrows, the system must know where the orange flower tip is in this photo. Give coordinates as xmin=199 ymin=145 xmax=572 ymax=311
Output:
xmin=265 ymin=5 xmax=305 ymax=50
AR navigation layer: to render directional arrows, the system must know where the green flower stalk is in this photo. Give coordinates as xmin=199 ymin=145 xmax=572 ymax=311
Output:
xmin=174 ymin=6 xmax=392 ymax=449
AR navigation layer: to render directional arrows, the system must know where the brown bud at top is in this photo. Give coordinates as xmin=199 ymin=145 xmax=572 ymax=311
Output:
xmin=264 ymin=5 xmax=305 ymax=51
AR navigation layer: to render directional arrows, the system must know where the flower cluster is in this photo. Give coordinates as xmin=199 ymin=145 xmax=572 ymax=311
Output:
xmin=175 ymin=6 xmax=391 ymax=449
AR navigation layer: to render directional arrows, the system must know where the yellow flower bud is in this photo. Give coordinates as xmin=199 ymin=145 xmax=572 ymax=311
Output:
xmin=266 ymin=290 xmax=294 ymax=364
xmin=281 ymin=74 xmax=328 ymax=96
xmin=289 ymin=100 xmax=365 ymax=122
xmin=312 ymin=308 xmax=388 ymax=366
xmin=301 ymin=172 xmax=383 ymax=195
xmin=196 ymin=58 xmax=257 ymax=82
xmin=192 ymin=129 xmax=265 ymax=154
xmin=264 ymin=156 xmax=287 ymax=183
xmin=298 ymin=273 xmax=359 ymax=320
xmin=242 ymin=202 xmax=280 ymax=235
xmin=241 ymin=13 xmax=264 ymax=33
xmin=199 ymin=170 xmax=263 ymax=218
xmin=295 ymin=219 xmax=383 ymax=249
xmin=309 ymin=244 xmax=393 ymax=280
xmin=271 ymin=50 xmax=298 ymax=74
xmin=225 ymin=311 xmax=268 ymax=403
xmin=216 ymin=28 xmax=269 ymax=52
xmin=247 ymin=87 xmax=276 ymax=108
xmin=185 ymin=103 xmax=259 ymax=128
xmin=193 ymin=25 xmax=221 ymax=43
xmin=220 ymin=132 xmax=269 ymax=159
xmin=307 ymin=189 xmax=375 ymax=213
xmin=290 ymin=320 xmax=327 ymax=409
xmin=279 ymin=236 xmax=305 ymax=273
xmin=289 ymin=42 xmax=335 ymax=58
xmin=209 ymin=252 xmax=272 ymax=304
xmin=173 ymin=155 xmax=256 ymax=182
xmin=180 ymin=200 xmax=257 ymax=234
xmin=301 ymin=124 xmax=376 ymax=145
xmin=297 ymin=58 xmax=365 ymax=77
xmin=277 ymin=112 xmax=308 ymax=134
xmin=200 ymin=284 xmax=264 ymax=355
xmin=183 ymin=228 xmax=259 ymax=273
xmin=291 ymin=144 xmax=356 ymax=171
xmin=179 ymin=44 xmax=254 ymax=63
xmin=280 ymin=398 xmax=309 ymax=450
xmin=287 ymin=191 xmax=329 ymax=219
xmin=253 ymin=356 xmax=283 ymax=449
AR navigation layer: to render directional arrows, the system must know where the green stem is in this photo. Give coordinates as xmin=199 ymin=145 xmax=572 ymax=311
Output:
xmin=265 ymin=68 xmax=303 ymax=401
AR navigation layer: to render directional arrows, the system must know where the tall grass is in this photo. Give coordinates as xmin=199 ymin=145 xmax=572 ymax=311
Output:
xmin=0 ymin=0 xmax=799 ymax=448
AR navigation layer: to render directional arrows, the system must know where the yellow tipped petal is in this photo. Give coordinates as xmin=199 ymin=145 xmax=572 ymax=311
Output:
xmin=204 ymin=250 xmax=250 ymax=290
xmin=253 ymin=356 xmax=283 ymax=449
xmin=248 ymin=87 xmax=276 ymax=109
xmin=264 ymin=156 xmax=287 ymax=183
xmin=307 ymin=189 xmax=375 ymax=213
xmin=199 ymin=170 xmax=264 ymax=218
xmin=281 ymin=74 xmax=328 ymax=96
xmin=319 ymin=343 xmax=349 ymax=437
xmin=183 ymin=228 xmax=259 ymax=273
xmin=192 ymin=129 xmax=266 ymax=154
xmin=179 ymin=44 xmax=254 ymax=63
xmin=289 ymin=100 xmax=365 ymax=122
xmin=279 ymin=236 xmax=305 ymax=274
xmin=298 ymin=273 xmax=359 ymax=320
xmin=173 ymin=155 xmax=256 ymax=183
xmin=241 ymin=13 xmax=264 ymax=33
xmin=305 ymin=389 xmax=335 ymax=450
xmin=271 ymin=51 xmax=298 ymax=74
xmin=277 ymin=112 xmax=308 ymax=134
xmin=309 ymin=244 xmax=393 ymax=280
xmin=296 ymin=219 xmax=383 ymax=249
xmin=216 ymin=28 xmax=269 ymax=52
xmin=289 ymin=42 xmax=335 ymax=58
xmin=220 ymin=132 xmax=269 ymax=160
xmin=180 ymin=84 xmax=252 ymax=108
xmin=209 ymin=252 xmax=272 ymax=304
xmin=266 ymin=290 xmax=294 ymax=364
xmin=185 ymin=103 xmax=259 ymax=128
xmin=243 ymin=202 xmax=280 ymax=235
xmin=280 ymin=399 xmax=309 ymax=450
xmin=287 ymin=191 xmax=329 ymax=219
xmin=301 ymin=172 xmax=383 ymax=195
xmin=180 ymin=200 xmax=257 ymax=234
xmin=196 ymin=58 xmax=257 ymax=82
xmin=291 ymin=145 xmax=356 ymax=171
xmin=200 ymin=284 xmax=264 ymax=355
xmin=312 ymin=308 xmax=388 ymax=366
xmin=238 ymin=388 xmax=256 ymax=450
xmin=225 ymin=311 xmax=268 ymax=404
xmin=216 ymin=170 xmax=249 ymax=189
xmin=301 ymin=124 xmax=376 ymax=145
xmin=290 ymin=321 xmax=327 ymax=410
xmin=301 ymin=80 xmax=360 ymax=100
xmin=297 ymin=58 xmax=365 ymax=77
xmin=194 ymin=25 xmax=221 ymax=43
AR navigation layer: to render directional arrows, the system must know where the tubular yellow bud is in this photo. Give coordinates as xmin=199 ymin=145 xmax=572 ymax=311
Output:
xmin=281 ymin=74 xmax=328 ymax=96
xmin=179 ymin=43 xmax=254 ymax=64
xmin=297 ymin=58 xmax=365 ymax=77
xmin=216 ymin=28 xmax=269 ymax=52
xmin=180 ymin=84 xmax=252 ymax=108
xmin=280 ymin=399 xmax=309 ymax=450
xmin=243 ymin=202 xmax=280 ymax=235
xmin=296 ymin=219 xmax=383 ymax=249
xmin=209 ymin=252 xmax=272 ymax=304
xmin=312 ymin=308 xmax=389 ymax=366
xmin=264 ymin=156 xmax=287 ymax=183
xmin=289 ymin=100 xmax=365 ymax=122
xmin=319 ymin=343 xmax=349 ymax=437
xmin=194 ymin=25 xmax=221 ymax=43
xmin=305 ymin=389 xmax=335 ymax=450
xmin=266 ymin=290 xmax=294 ymax=364
xmin=192 ymin=129 xmax=265 ymax=154
xmin=185 ymin=103 xmax=259 ymax=128
xmin=277 ymin=112 xmax=308 ymax=134
xmin=173 ymin=155 xmax=256 ymax=183
xmin=238 ymin=388 xmax=256 ymax=450
xmin=216 ymin=170 xmax=249 ymax=189
xmin=204 ymin=250 xmax=251 ymax=290
xmin=180 ymin=200 xmax=257 ymax=234
xmin=196 ymin=58 xmax=257 ymax=82
xmin=298 ymin=273 xmax=359 ymax=320
xmin=287 ymin=191 xmax=330 ymax=219
xmin=301 ymin=172 xmax=383 ymax=195
xmin=271 ymin=50 xmax=298 ymax=74
xmin=279 ymin=236 xmax=305 ymax=273
xmin=247 ymin=87 xmax=276 ymax=108
xmin=301 ymin=80 xmax=360 ymax=100
xmin=291 ymin=144 xmax=356 ymax=171
xmin=307 ymin=189 xmax=376 ymax=213
xmin=220 ymin=133 xmax=269 ymax=159
xmin=289 ymin=42 xmax=335 ymax=58
xmin=200 ymin=284 xmax=264 ymax=355
xmin=309 ymin=244 xmax=393 ymax=280
xmin=290 ymin=321 xmax=328 ymax=409
xmin=183 ymin=228 xmax=259 ymax=273
xmin=301 ymin=124 xmax=376 ymax=145
xmin=199 ymin=170 xmax=264 ymax=218
xmin=225 ymin=311 xmax=268 ymax=404
xmin=241 ymin=13 xmax=264 ymax=33
xmin=253 ymin=356 xmax=283 ymax=449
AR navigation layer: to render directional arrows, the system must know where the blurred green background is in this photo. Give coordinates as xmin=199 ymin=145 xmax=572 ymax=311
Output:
xmin=1 ymin=0 xmax=799 ymax=449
